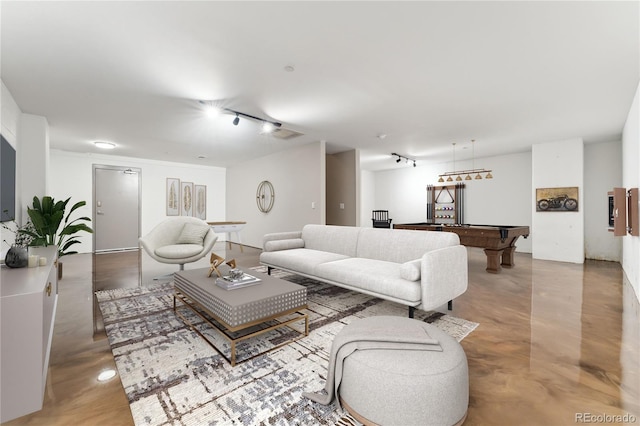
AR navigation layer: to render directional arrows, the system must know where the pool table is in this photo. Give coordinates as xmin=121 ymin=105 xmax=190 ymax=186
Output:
xmin=393 ymin=223 xmax=530 ymax=274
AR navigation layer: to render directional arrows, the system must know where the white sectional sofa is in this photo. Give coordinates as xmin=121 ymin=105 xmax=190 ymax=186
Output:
xmin=260 ymin=224 xmax=468 ymax=317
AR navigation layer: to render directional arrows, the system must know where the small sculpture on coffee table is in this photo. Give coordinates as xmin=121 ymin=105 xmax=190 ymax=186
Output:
xmin=208 ymin=253 xmax=225 ymax=278
xmin=207 ymin=254 xmax=238 ymax=278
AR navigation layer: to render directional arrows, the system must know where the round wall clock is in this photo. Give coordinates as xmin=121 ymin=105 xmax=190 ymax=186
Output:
xmin=256 ymin=180 xmax=275 ymax=213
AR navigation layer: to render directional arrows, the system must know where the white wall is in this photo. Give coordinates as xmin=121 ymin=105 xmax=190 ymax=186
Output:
xmin=584 ymin=141 xmax=622 ymax=261
xmin=1 ymin=82 xmax=20 ymax=147
xmin=20 ymin=114 xmax=49 ymax=210
xmin=463 ymin=152 xmax=532 ymax=251
xmin=374 ymin=151 xmax=533 ymax=253
xmin=373 ymin=162 xmax=439 ymax=225
xmin=622 ymin=82 xmax=640 ymax=303
xmin=620 ymin=81 xmax=640 ymax=407
xmin=532 ymin=138 xmax=585 ymax=263
xmin=360 ymin=169 xmax=375 ymax=227
xmin=226 ymin=141 xmax=325 ymax=248
xmin=50 ymin=150 xmax=226 ymax=254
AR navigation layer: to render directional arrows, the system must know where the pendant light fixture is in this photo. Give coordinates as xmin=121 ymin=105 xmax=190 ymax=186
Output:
xmin=438 ymin=139 xmax=493 ymax=182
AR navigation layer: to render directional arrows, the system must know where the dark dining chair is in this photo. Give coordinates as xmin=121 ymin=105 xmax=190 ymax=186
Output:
xmin=372 ymin=210 xmax=392 ymax=228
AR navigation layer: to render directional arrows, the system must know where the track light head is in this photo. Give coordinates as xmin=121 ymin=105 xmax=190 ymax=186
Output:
xmin=233 ymin=114 xmax=240 ymax=126
xmin=396 ymin=157 xmax=401 ymax=163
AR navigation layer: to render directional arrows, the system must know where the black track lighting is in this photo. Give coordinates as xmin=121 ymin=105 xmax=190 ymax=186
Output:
xmin=199 ymin=101 xmax=283 ymax=129
xmin=223 ymin=108 xmax=281 ymax=128
xmin=391 ymin=153 xmax=417 ymax=168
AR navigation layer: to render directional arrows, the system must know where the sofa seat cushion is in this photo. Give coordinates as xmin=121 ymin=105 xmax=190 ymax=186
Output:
xmin=155 ymin=244 xmax=204 ymax=259
xmin=260 ymin=248 xmax=350 ymax=276
xmin=315 ymin=258 xmax=421 ymax=303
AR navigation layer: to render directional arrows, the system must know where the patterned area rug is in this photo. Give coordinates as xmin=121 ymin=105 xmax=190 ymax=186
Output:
xmin=96 ymin=267 xmax=478 ymax=425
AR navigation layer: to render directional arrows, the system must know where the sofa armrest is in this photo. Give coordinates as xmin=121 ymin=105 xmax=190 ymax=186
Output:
xmin=262 ymin=231 xmax=303 ymax=251
xmin=418 ymin=245 xmax=468 ymax=312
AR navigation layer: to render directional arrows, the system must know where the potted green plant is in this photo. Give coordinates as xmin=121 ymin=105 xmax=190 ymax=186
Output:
xmin=21 ymin=196 xmax=93 ymax=277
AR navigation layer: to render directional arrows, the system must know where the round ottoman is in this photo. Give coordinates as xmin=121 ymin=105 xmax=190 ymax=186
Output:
xmin=338 ymin=316 xmax=469 ymax=426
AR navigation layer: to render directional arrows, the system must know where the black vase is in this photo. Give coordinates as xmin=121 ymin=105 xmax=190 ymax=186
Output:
xmin=5 ymin=245 xmax=28 ymax=268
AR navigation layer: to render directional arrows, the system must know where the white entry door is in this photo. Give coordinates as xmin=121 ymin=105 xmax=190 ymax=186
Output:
xmin=93 ymin=165 xmax=141 ymax=252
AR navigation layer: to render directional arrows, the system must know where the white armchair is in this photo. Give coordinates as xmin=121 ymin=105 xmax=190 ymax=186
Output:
xmin=139 ymin=217 xmax=218 ymax=275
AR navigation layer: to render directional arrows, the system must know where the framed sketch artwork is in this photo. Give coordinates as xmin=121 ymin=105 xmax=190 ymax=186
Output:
xmin=181 ymin=181 xmax=194 ymax=216
xmin=194 ymin=185 xmax=207 ymax=220
xmin=166 ymin=178 xmax=180 ymax=216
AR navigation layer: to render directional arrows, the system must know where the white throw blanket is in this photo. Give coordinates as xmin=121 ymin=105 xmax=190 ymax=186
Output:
xmin=302 ymin=316 xmax=442 ymax=409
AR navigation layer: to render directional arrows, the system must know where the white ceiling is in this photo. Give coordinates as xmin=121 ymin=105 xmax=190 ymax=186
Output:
xmin=1 ymin=1 xmax=638 ymax=171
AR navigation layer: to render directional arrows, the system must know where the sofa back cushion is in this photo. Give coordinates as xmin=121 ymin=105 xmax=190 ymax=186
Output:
xmin=302 ymin=224 xmax=361 ymax=257
xmin=357 ymin=228 xmax=460 ymax=263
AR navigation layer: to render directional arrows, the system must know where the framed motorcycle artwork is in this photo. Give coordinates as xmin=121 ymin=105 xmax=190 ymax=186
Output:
xmin=536 ymin=186 xmax=579 ymax=212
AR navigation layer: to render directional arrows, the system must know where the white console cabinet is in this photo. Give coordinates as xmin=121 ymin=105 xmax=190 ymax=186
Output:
xmin=1 ymin=246 xmax=58 ymax=423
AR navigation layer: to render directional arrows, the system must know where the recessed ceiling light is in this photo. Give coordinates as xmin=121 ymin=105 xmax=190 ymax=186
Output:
xmin=94 ymin=141 xmax=116 ymax=149
xmin=97 ymin=369 xmax=117 ymax=382
xmin=284 ymin=65 xmax=295 ymax=72
xmin=197 ymin=155 xmax=207 ymax=159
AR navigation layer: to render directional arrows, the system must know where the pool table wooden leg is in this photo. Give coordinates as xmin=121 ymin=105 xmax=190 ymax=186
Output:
xmin=483 ymin=248 xmax=504 ymax=274
xmin=501 ymin=246 xmax=516 ymax=268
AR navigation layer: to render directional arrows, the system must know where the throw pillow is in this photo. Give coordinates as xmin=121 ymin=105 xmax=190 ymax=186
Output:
xmin=400 ymin=259 xmax=421 ymax=281
xmin=177 ymin=223 xmax=210 ymax=245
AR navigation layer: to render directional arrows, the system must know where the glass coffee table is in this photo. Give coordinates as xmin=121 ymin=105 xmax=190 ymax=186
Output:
xmin=173 ymin=267 xmax=308 ymax=366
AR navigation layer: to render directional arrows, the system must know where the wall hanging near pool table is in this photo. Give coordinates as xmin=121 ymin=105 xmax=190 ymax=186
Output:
xmin=427 ymin=183 xmax=465 ymax=224
xmin=535 ymin=187 xmax=579 ymax=212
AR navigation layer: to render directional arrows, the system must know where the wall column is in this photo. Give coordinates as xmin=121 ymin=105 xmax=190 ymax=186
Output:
xmin=532 ymin=138 xmax=585 ymax=263
xmin=19 ymin=114 xmax=49 ymax=223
